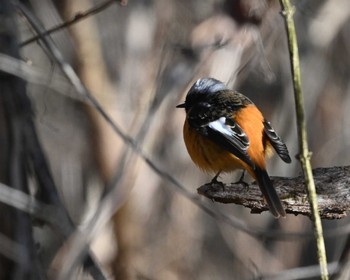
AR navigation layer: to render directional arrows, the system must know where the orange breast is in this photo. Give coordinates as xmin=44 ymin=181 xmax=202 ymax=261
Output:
xmin=183 ymin=120 xmax=246 ymax=174
xmin=183 ymin=105 xmax=266 ymax=177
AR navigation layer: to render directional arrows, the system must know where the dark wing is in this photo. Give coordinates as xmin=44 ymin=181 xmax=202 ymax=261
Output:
xmin=204 ymin=117 xmax=254 ymax=168
xmin=186 ymin=95 xmax=254 ymax=168
xmin=263 ymin=120 xmax=291 ymax=163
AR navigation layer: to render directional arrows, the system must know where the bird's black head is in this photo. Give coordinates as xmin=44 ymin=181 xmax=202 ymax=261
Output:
xmin=176 ymin=78 xmax=227 ymax=112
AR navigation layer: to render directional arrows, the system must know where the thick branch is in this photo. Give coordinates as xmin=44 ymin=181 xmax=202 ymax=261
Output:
xmin=197 ymin=166 xmax=350 ymax=219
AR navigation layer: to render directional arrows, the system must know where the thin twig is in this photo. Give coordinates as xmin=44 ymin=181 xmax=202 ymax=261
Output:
xmin=20 ymin=0 xmax=127 ymax=47
xmin=0 ymin=54 xmax=82 ymax=100
xmin=260 ymin=261 xmax=339 ymax=280
xmin=0 ymin=232 xmax=28 ymax=266
xmin=0 ymin=182 xmax=64 ymax=232
xmin=279 ymin=1 xmax=329 ymax=279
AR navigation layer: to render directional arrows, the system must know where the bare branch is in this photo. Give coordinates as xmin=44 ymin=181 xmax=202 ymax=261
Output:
xmin=198 ymin=166 xmax=350 ymax=219
xmin=20 ymin=0 xmax=127 ymax=47
xmin=261 ymin=261 xmax=339 ymax=280
xmin=0 ymin=54 xmax=81 ymax=100
xmin=0 ymin=233 xmax=28 ymax=266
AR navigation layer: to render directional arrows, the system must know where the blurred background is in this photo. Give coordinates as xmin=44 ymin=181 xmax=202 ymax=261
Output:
xmin=2 ymin=0 xmax=350 ymax=279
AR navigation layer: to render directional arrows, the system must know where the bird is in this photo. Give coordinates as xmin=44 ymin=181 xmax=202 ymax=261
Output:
xmin=176 ymin=77 xmax=291 ymax=218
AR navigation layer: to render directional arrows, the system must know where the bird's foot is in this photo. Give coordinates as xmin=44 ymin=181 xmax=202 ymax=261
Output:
xmin=210 ymin=171 xmax=221 ymax=183
xmin=210 ymin=171 xmax=225 ymax=191
xmin=233 ymin=170 xmax=249 ymax=190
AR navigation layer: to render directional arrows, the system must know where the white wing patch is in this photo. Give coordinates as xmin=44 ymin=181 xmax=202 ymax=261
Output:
xmin=205 ymin=116 xmax=252 ymax=166
xmin=207 ymin=117 xmax=250 ymax=151
xmin=208 ymin=117 xmax=232 ymax=137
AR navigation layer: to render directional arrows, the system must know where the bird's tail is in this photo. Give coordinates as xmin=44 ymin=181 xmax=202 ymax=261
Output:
xmin=254 ymin=167 xmax=286 ymax=218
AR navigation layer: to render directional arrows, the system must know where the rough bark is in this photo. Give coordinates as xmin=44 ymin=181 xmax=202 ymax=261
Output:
xmin=198 ymin=166 xmax=350 ymax=219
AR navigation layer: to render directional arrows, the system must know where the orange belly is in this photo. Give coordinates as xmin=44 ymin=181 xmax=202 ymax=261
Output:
xmin=183 ymin=105 xmax=267 ymax=177
xmin=184 ymin=120 xmax=245 ymax=173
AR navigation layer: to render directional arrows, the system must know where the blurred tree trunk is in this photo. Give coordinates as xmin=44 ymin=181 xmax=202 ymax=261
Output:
xmin=0 ymin=1 xmax=37 ymax=279
xmin=60 ymin=0 xmax=127 ymax=278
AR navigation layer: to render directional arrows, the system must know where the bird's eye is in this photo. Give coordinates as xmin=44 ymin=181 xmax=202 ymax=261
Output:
xmin=200 ymin=102 xmax=211 ymax=108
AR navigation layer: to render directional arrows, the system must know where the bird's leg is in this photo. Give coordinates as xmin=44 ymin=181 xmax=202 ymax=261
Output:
xmin=211 ymin=170 xmax=222 ymax=183
xmin=210 ymin=170 xmax=226 ymax=191
xmin=237 ymin=170 xmax=246 ymax=183
xmin=234 ymin=170 xmax=249 ymax=188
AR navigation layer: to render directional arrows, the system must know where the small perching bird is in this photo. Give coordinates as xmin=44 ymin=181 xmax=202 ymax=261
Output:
xmin=176 ymin=78 xmax=291 ymax=218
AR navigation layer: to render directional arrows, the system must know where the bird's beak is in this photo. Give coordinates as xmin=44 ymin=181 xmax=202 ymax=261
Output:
xmin=176 ymin=102 xmax=186 ymax=108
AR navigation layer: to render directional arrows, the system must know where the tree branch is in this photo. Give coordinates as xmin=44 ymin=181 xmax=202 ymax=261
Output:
xmin=198 ymin=166 xmax=350 ymax=220
xmin=20 ymin=0 xmax=127 ymax=47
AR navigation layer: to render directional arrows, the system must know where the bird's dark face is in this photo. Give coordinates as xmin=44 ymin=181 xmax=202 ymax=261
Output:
xmin=176 ymin=78 xmax=227 ymax=112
